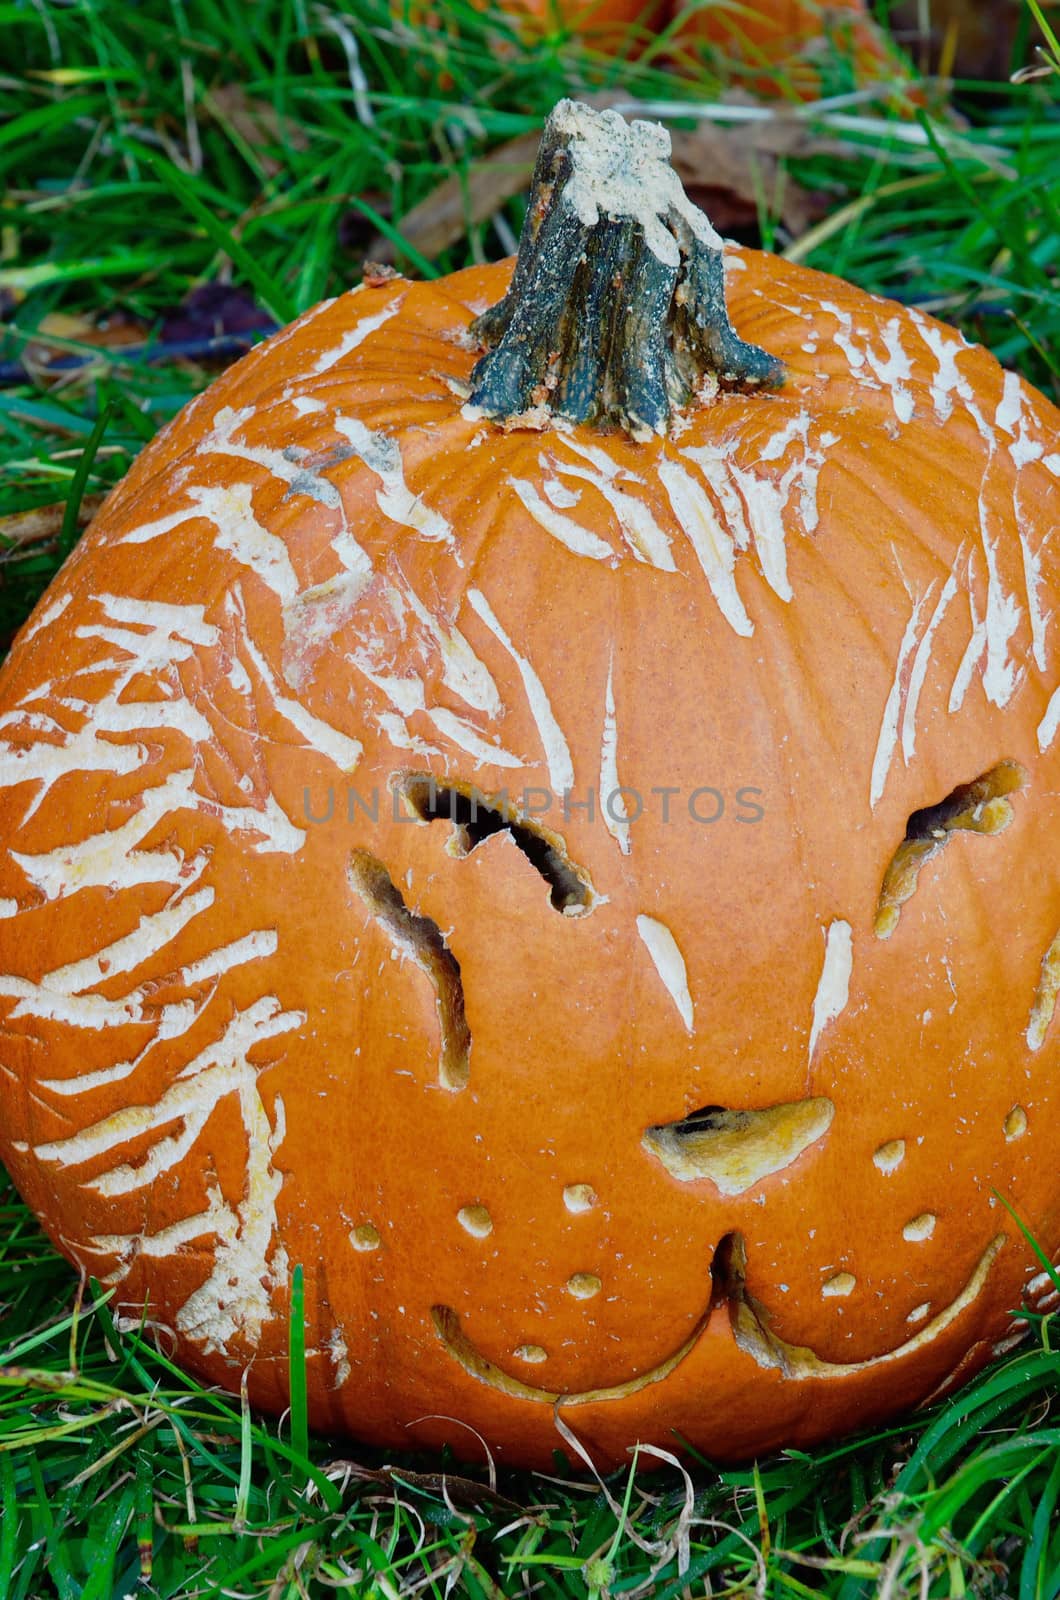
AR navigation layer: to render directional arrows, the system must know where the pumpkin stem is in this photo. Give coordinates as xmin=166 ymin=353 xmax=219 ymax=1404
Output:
xmin=468 ymin=99 xmax=784 ymax=440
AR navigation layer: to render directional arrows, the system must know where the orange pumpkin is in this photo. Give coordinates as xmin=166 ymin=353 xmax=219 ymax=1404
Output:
xmin=1 ymin=100 xmax=1059 ymax=1470
xmin=671 ymin=0 xmax=910 ymax=97
xmin=396 ymin=0 xmax=667 ymax=52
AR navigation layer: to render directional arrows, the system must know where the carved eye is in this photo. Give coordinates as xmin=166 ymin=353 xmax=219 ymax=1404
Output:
xmin=347 ymin=777 xmax=600 ymax=1093
xmin=395 ymin=772 xmax=596 ymax=915
xmin=875 ymin=759 xmax=1026 ymax=938
xmin=348 ymin=848 xmax=470 ymax=1091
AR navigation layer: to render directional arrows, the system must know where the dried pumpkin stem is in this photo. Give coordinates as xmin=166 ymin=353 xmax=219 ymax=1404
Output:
xmin=469 ymin=99 xmax=784 ymax=439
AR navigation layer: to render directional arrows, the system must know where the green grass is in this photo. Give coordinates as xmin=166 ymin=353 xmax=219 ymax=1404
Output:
xmin=2 ymin=1 xmax=1060 ymax=1594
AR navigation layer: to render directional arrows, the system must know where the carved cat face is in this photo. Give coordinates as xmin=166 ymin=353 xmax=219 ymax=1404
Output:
xmin=0 ymin=250 xmax=1058 ymax=1467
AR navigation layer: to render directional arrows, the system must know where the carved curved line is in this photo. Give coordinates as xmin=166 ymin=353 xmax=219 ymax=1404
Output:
xmin=431 ymin=1301 xmax=713 ymax=1408
xmin=394 ymin=771 xmax=597 ymax=916
xmin=347 ymin=849 xmax=470 ymax=1091
xmin=432 ymin=1235 xmax=1006 ymax=1404
xmin=732 ymin=1235 xmax=1006 ymax=1379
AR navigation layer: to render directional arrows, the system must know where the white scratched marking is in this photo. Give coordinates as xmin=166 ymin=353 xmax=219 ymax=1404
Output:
xmin=280 ymin=571 xmax=374 ymax=692
xmin=556 ymin=442 xmax=676 ymax=571
xmin=728 ymin=469 xmax=793 ymax=599
xmin=911 ymin=315 xmax=970 ymax=424
xmin=237 ymin=609 xmax=362 ymax=772
xmin=977 ymin=462 xmax=1022 ymax=709
xmin=39 ymin=998 xmax=300 ymax=1354
xmin=333 ymin=414 xmax=453 ymax=546
xmin=398 ymin=580 xmax=503 ymax=717
xmin=998 ymin=378 xmax=1049 ymax=671
xmin=542 ymin=476 xmax=580 ymax=511
xmin=1018 ymin=523 xmax=1048 ymax=674
xmin=658 ymin=459 xmax=753 ymax=636
xmin=511 ymin=477 xmax=614 ymax=562
xmin=902 ymin=565 xmax=959 ymax=762
xmin=995 ymin=369 xmax=1022 ymax=434
xmin=636 ymin=914 xmax=694 ymax=1032
xmin=822 ymin=305 xmax=914 ymax=425
xmin=467 ymin=588 xmax=574 ymax=792
xmin=686 ymin=449 xmax=750 ymax=551
xmin=350 ymin=638 xmax=522 ymax=769
xmin=201 ymin=405 xmax=343 ymax=508
xmin=424 ymin=706 xmax=524 ymax=769
xmin=179 ymin=929 xmax=277 ymax=988
xmin=949 ymin=558 xmax=987 ymax=714
xmin=375 ymin=709 xmax=441 ymax=756
xmin=873 ymin=319 xmax=915 ymax=424
xmin=1038 ymin=687 xmax=1060 ymax=753
xmin=870 ymin=586 xmax=933 ymax=808
xmin=122 ymin=484 xmax=299 ymax=604
xmin=909 ymin=319 xmax=1025 ymax=707
xmin=0 ymin=885 xmax=214 ymax=1031
xmin=11 ymin=771 xmax=193 ymax=899
xmin=20 ymin=592 xmax=74 ymax=647
xmin=808 ymin=921 xmax=853 ymax=1062
xmin=686 ymin=411 xmax=831 ymax=602
xmin=312 ymin=296 xmax=402 ymax=373
xmin=600 ymin=658 xmax=630 ymax=856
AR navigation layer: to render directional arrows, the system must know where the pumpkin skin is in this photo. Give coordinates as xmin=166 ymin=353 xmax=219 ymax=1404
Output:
xmin=671 ymin=0 xmax=908 ymax=96
xmin=1 ymin=129 xmax=1060 ymax=1471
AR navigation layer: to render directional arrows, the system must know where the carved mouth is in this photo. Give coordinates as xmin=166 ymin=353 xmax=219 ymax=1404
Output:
xmin=430 ymin=1300 xmax=714 ymax=1407
xmin=431 ymin=1233 xmax=1006 ymax=1403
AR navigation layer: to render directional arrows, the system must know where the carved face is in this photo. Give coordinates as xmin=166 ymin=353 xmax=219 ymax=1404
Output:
xmin=0 ymin=246 xmax=1059 ymax=1468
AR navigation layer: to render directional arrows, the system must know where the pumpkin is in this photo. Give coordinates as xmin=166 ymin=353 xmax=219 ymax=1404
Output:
xmin=670 ymin=0 xmax=910 ymax=97
xmin=1 ymin=99 xmax=1059 ymax=1471
xmin=396 ymin=0 xmax=668 ymax=53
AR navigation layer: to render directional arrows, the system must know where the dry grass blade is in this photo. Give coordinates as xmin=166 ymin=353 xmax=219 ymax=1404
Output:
xmin=0 ymin=492 xmax=107 ymax=548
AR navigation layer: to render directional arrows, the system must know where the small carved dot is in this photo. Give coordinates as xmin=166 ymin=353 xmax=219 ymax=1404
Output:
xmin=514 ymin=1344 xmax=547 ymax=1364
xmin=350 ymin=1224 xmax=381 ymax=1252
xmin=906 ymin=1301 xmax=930 ymax=1324
xmin=903 ymin=1213 xmax=936 ymax=1243
xmin=457 ymin=1204 xmax=493 ymax=1239
xmin=563 ymin=1183 xmax=598 ymax=1214
xmin=821 ymin=1272 xmax=856 ymax=1298
xmin=873 ymin=1139 xmax=905 ymax=1174
xmin=1004 ymin=1106 xmax=1028 ymax=1141
xmin=567 ymin=1273 xmax=602 ymax=1300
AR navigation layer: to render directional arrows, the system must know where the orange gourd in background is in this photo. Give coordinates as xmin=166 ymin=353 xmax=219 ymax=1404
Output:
xmin=395 ymin=0 xmax=668 ymax=53
xmin=403 ymin=1 xmax=913 ymax=97
xmin=670 ymin=0 xmax=909 ymax=95
xmin=0 ymin=101 xmax=1057 ymax=1470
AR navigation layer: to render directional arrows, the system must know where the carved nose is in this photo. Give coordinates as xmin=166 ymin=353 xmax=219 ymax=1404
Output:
xmin=642 ymin=1098 xmax=835 ymax=1195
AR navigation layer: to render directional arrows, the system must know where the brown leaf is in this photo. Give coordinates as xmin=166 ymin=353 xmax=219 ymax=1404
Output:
xmin=20 ymin=310 xmax=149 ymax=375
xmin=668 ymin=120 xmax=830 ymax=238
xmin=371 ymin=132 xmax=541 ymax=263
xmin=203 ymin=85 xmax=310 ymax=178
